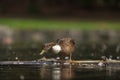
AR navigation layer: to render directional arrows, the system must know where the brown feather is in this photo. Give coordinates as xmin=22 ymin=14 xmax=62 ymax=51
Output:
xmin=40 ymin=38 xmax=75 ymax=60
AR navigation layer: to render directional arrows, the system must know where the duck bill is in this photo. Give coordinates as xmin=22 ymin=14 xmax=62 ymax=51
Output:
xmin=40 ymin=50 xmax=45 ymax=55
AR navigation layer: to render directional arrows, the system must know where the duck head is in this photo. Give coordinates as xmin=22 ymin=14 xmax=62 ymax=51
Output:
xmin=40 ymin=42 xmax=55 ymax=55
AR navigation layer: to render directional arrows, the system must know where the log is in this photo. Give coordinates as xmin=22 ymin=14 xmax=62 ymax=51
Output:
xmin=0 ymin=60 xmax=120 ymax=66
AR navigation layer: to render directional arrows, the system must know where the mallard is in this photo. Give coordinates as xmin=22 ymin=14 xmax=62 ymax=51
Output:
xmin=40 ymin=38 xmax=75 ymax=61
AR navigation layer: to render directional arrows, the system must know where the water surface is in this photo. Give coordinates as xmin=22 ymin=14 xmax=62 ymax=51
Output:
xmin=0 ymin=64 xmax=120 ymax=80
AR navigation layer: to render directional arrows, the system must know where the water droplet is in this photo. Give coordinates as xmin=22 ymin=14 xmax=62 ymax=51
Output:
xmin=15 ymin=57 xmax=18 ymax=60
xmin=65 ymin=57 xmax=69 ymax=60
xmin=116 ymin=56 xmax=120 ymax=60
xmin=20 ymin=75 xmax=24 ymax=80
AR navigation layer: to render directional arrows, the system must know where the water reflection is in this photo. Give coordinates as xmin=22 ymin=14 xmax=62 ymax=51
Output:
xmin=52 ymin=67 xmax=61 ymax=80
xmin=40 ymin=65 xmax=73 ymax=80
xmin=20 ymin=75 xmax=25 ymax=80
xmin=0 ymin=64 xmax=120 ymax=80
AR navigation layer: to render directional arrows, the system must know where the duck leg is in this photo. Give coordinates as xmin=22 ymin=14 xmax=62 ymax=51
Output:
xmin=70 ymin=53 xmax=72 ymax=61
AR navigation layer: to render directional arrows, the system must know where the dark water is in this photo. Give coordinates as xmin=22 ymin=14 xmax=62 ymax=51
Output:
xmin=0 ymin=65 xmax=120 ymax=80
xmin=0 ymin=42 xmax=120 ymax=80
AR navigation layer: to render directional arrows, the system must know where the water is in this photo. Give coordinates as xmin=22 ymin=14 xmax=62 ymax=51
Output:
xmin=0 ymin=42 xmax=120 ymax=80
xmin=0 ymin=64 xmax=120 ymax=80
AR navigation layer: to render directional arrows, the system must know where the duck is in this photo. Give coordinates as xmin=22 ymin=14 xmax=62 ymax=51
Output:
xmin=40 ymin=38 xmax=75 ymax=61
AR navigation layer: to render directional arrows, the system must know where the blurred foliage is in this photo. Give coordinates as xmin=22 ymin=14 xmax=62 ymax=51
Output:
xmin=0 ymin=18 xmax=120 ymax=30
xmin=0 ymin=0 xmax=120 ymax=61
xmin=28 ymin=0 xmax=39 ymax=15
xmin=0 ymin=0 xmax=120 ymax=16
